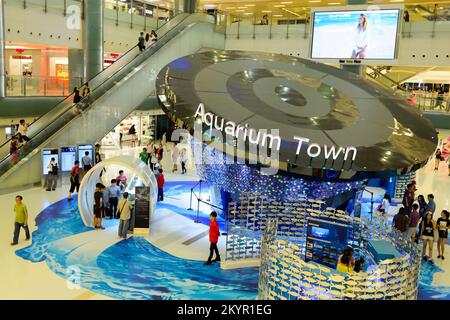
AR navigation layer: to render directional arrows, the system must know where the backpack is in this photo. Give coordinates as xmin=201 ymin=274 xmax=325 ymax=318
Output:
xmin=396 ymin=215 xmax=408 ymax=232
xmin=52 ymin=163 xmax=58 ymax=175
xmin=70 ymin=171 xmax=78 ymax=184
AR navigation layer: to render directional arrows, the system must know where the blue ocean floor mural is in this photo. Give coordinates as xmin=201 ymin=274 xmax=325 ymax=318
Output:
xmin=16 ymin=187 xmax=259 ymax=300
xmin=15 ymin=181 xmax=450 ymax=300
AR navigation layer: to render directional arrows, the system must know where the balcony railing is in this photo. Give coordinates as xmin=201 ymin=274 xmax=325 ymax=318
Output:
xmin=5 ymin=75 xmax=83 ymax=97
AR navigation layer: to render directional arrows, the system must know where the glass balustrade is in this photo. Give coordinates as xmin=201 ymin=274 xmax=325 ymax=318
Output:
xmin=5 ymin=75 xmax=83 ymax=97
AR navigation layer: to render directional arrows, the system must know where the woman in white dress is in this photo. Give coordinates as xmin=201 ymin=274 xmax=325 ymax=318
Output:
xmin=351 ymin=14 xmax=369 ymax=59
xmin=377 ymin=193 xmax=391 ymax=226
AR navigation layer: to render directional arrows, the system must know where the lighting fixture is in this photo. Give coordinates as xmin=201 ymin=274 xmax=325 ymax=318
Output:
xmin=245 ymin=4 xmax=256 ymax=6
xmin=281 ymin=1 xmax=293 ymax=3
xmin=309 ymin=0 xmax=321 ymax=2
xmin=273 ymin=14 xmax=283 ymax=17
xmin=328 ymin=2 xmax=341 ymax=4
xmin=262 ymin=10 xmax=272 ymax=13
xmin=274 ymin=5 xmax=285 ymax=7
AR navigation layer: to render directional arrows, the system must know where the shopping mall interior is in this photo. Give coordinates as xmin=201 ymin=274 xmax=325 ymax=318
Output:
xmin=1 ymin=0 xmax=450 ymax=303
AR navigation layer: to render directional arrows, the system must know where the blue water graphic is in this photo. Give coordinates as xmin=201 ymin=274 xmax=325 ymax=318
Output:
xmin=16 ymin=188 xmax=258 ymax=300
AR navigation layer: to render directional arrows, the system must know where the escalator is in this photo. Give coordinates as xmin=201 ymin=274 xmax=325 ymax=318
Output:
xmin=0 ymin=13 xmax=224 ymax=192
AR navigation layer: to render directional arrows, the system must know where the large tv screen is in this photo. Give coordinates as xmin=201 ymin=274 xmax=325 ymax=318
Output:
xmin=311 ymin=9 xmax=400 ymax=60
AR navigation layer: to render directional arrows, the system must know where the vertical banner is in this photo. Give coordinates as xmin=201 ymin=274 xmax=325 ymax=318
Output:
xmin=134 ymin=187 xmax=151 ymax=228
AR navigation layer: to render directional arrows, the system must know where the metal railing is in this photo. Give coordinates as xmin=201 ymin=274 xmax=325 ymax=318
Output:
xmin=224 ymin=5 xmax=450 ymax=40
xmin=5 ymin=75 xmax=83 ymax=97
xmin=7 ymin=0 xmax=174 ymax=30
xmin=398 ymin=91 xmax=450 ymax=113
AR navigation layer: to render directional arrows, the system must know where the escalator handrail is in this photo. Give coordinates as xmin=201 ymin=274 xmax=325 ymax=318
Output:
xmin=0 ymin=14 xmax=213 ymax=176
xmin=0 ymin=13 xmax=190 ymax=156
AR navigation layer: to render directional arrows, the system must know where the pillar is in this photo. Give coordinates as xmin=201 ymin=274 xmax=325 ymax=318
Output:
xmin=183 ymin=0 xmax=198 ymax=14
xmin=0 ymin=0 xmax=6 ymax=97
xmin=83 ymin=0 xmax=103 ymax=82
xmin=69 ymin=49 xmax=84 ymax=90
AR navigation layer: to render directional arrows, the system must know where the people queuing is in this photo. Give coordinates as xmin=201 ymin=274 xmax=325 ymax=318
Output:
xmin=107 ymin=179 xmax=121 ymax=219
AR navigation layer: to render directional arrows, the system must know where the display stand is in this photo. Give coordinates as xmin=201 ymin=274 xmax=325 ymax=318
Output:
xmin=394 ymin=172 xmax=416 ymax=199
xmin=134 ymin=186 xmax=151 ymax=234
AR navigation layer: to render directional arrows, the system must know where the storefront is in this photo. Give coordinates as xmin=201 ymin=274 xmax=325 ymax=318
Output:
xmin=4 ymin=43 xmax=70 ymax=96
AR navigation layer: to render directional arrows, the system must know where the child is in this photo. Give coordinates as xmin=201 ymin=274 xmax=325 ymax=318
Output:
xmin=157 ymin=168 xmax=165 ymax=202
xmin=437 ymin=210 xmax=450 ymax=260
xmin=205 ymin=211 xmax=221 ymax=265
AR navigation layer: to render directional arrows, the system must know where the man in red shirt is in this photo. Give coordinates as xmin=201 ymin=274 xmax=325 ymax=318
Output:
xmin=205 ymin=211 xmax=221 ymax=265
xmin=157 ymin=168 xmax=165 ymax=202
xmin=402 ymin=183 xmax=414 ymax=213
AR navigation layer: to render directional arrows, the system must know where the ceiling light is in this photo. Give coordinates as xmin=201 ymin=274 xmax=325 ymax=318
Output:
xmin=274 ymin=5 xmax=285 ymax=7
xmin=281 ymin=1 xmax=293 ymax=3
xmin=245 ymin=4 xmax=256 ymax=6
xmin=262 ymin=10 xmax=272 ymax=13
xmin=328 ymin=2 xmax=341 ymax=4
xmin=235 ymin=10 xmax=245 ymax=12
xmin=244 ymin=12 xmax=253 ymax=15
xmin=273 ymin=14 xmax=283 ymax=17
xmin=309 ymin=0 xmax=321 ymax=2
xmin=225 ymin=7 xmax=236 ymax=9
xmin=237 ymin=6 xmax=247 ymax=9
xmin=389 ymin=0 xmax=404 ymax=2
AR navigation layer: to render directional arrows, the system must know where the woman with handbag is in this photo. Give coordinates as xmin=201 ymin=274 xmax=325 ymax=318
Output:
xmin=420 ymin=211 xmax=437 ymax=264
xmin=117 ymin=192 xmax=132 ymax=239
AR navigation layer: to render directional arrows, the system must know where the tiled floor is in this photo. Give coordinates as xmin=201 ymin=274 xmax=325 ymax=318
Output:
xmin=1 ymin=133 xmax=449 ymax=300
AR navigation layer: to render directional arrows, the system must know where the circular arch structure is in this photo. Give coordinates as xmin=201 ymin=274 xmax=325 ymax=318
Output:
xmin=78 ymin=155 xmax=158 ymax=227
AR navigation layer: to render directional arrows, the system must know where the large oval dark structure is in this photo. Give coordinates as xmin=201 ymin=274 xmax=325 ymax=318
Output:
xmin=155 ymin=50 xmax=437 ymax=180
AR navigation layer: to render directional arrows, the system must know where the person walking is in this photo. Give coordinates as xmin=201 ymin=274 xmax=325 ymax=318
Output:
xmin=180 ymin=148 xmax=188 ymax=174
xmin=139 ymin=147 xmax=150 ymax=165
xmin=150 ymin=150 xmax=158 ymax=172
xmin=171 ymin=143 xmax=180 ymax=173
xmin=420 ymin=211 xmax=437 ymax=263
xmin=11 ymin=195 xmax=31 ymax=246
xmin=417 ymin=194 xmax=428 ymax=218
xmin=117 ymin=192 xmax=132 ymax=239
xmin=156 ymin=143 xmax=164 ymax=163
xmin=107 ymin=179 xmax=121 ymax=219
xmin=377 ymin=193 xmax=391 ymax=226
xmin=138 ymin=32 xmax=145 ymax=52
xmin=129 ymin=125 xmax=137 ymax=148
xmin=46 ymin=157 xmax=58 ymax=191
xmin=10 ymin=135 xmax=18 ymax=162
xmin=68 ymin=160 xmax=80 ymax=201
xmin=406 ymin=204 xmax=420 ymax=242
xmin=157 ymin=168 xmax=165 ymax=202
xmin=73 ymin=87 xmax=81 ymax=103
xmin=425 ymin=194 xmax=436 ymax=218
xmin=93 ymin=183 xmax=106 ymax=230
xmin=435 ymin=148 xmax=443 ymax=170
xmin=144 ymin=33 xmax=151 ymax=48
xmin=204 ymin=211 xmax=221 ymax=265
xmin=437 ymin=210 xmax=450 ymax=260
xmin=81 ymin=151 xmax=92 ymax=177
xmin=17 ymin=119 xmax=30 ymax=143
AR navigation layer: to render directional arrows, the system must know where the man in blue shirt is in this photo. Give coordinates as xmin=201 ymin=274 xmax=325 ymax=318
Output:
xmin=426 ymin=194 xmax=436 ymax=218
xmin=106 ymin=179 xmax=122 ymax=219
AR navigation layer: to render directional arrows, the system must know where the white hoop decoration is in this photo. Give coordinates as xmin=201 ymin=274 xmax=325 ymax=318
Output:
xmin=77 ymin=155 xmax=158 ymax=227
